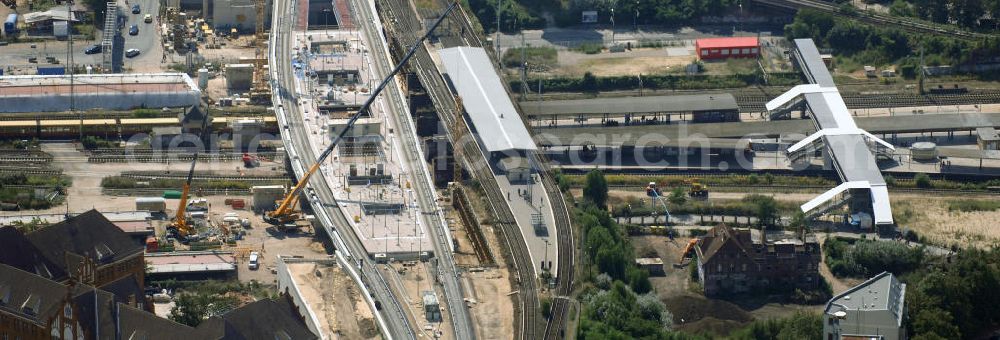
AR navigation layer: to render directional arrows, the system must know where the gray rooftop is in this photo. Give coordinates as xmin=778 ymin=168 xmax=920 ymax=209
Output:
xmin=978 ymin=127 xmax=1000 ymax=141
xmin=438 ymin=47 xmax=537 ymax=153
xmin=826 ymin=272 xmax=906 ymax=325
xmin=792 ymin=39 xmax=835 ymax=87
xmin=519 ymin=93 xmax=739 ymax=117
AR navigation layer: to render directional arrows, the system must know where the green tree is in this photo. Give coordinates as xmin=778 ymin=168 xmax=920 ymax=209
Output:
xmin=627 ymin=266 xmax=652 ymax=294
xmin=668 ymin=187 xmax=687 ymax=206
xmin=915 ymin=173 xmax=932 ymax=188
xmin=581 ymin=72 xmax=599 ymax=93
xmin=583 ymin=169 xmax=609 ymax=209
xmin=169 ymin=294 xmax=208 ymax=327
xmin=950 ymin=0 xmax=985 ymax=28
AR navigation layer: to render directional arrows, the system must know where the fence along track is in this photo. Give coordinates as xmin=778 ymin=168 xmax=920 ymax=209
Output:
xmin=452 ymin=185 xmax=497 ymax=266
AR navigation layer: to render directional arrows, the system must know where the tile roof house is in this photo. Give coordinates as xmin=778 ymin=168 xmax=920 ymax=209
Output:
xmin=694 ymin=225 xmax=821 ymax=297
xmin=0 ymin=209 xmax=319 ymax=339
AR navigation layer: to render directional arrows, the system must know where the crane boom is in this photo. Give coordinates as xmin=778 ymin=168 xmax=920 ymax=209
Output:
xmin=266 ymin=2 xmax=458 ymax=224
xmin=172 ymin=152 xmax=199 ymax=236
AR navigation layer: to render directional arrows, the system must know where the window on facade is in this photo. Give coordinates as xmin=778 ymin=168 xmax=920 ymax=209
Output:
xmin=742 ymin=48 xmax=750 ymax=54
xmin=732 ymin=48 xmax=739 ymax=55
xmin=722 ymin=49 xmax=729 ymax=55
xmin=701 ymin=50 xmax=708 ymax=56
xmin=742 ymin=264 xmax=747 ymax=272
xmin=711 ymin=49 xmax=719 ymax=54
xmin=717 ymin=264 xmax=722 ymax=273
xmin=751 ymin=48 xmax=759 ymax=53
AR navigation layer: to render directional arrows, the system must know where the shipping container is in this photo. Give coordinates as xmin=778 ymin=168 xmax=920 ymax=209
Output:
xmin=36 ymin=66 xmax=66 ymax=75
xmin=163 ymin=190 xmax=183 ymax=199
xmin=136 ymin=197 xmax=167 ymax=212
xmin=3 ymin=14 xmax=17 ymax=36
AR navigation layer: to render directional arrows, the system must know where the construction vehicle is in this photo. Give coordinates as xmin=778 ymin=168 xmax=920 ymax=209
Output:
xmin=678 ymin=238 xmax=699 ymax=264
xmin=645 ymin=182 xmax=671 ymax=223
xmin=242 ymin=153 xmax=260 ymax=167
xmin=166 ymin=106 xmax=210 ymax=240
xmin=166 ymin=153 xmax=200 ymax=240
xmin=686 ymin=178 xmax=709 ymax=198
xmin=264 ymin=2 xmax=459 ymax=225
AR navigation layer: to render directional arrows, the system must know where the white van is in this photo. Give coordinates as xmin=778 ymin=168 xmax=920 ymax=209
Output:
xmin=248 ymin=251 xmax=260 ymax=270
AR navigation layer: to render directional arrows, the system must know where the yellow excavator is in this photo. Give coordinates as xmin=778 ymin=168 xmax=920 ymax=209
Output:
xmin=264 ymin=2 xmax=458 ymax=225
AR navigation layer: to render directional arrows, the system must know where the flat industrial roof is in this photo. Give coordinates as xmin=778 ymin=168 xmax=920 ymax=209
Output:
xmin=145 ymin=251 xmax=237 ymax=274
xmin=0 ymin=73 xmax=199 ymax=95
xmin=519 ymin=93 xmax=738 ymax=117
xmin=825 ymin=272 xmax=906 ymax=325
xmin=696 ymin=37 xmax=759 ymax=49
xmin=978 ymin=127 xmax=1000 ymax=141
xmin=438 ymin=47 xmax=537 ymax=153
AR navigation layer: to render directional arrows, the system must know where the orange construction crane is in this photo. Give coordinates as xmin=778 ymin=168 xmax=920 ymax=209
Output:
xmin=265 ymin=2 xmax=459 ymax=225
xmin=168 ymin=152 xmax=200 ymax=238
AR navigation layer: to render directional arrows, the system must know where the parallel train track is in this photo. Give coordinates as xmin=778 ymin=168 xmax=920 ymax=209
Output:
xmin=377 ymin=1 xmax=544 ymax=338
xmin=751 ymin=0 xmax=990 ymax=41
xmin=736 ymin=90 xmax=1000 ymax=113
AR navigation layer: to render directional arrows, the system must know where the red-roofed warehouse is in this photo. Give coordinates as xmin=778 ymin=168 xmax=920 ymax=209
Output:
xmin=695 ymin=37 xmax=760 ymax=60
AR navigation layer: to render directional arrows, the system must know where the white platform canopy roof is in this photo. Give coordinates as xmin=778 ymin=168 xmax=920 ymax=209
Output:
xmin=438 ymin=47 xmax=537 ymax=153
xmin=775 ymin=39 xmax=895 ymax=225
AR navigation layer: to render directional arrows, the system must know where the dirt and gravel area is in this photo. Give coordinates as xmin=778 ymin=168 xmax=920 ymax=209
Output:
xmin=288 ymin=261 xmax=379 ymax=339
xmin=632 ymin=234 xmax=823 ymax=336
xmin=450 ymin=186 xmax=515 ymax=340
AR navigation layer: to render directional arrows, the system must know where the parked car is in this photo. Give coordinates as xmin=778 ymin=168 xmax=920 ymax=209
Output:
xmin=248 ymin=251 xmax=260 ymax=270
xmin=84 ymin=44 xmax=101 ymax=54
xmin=125 ymin=48 xmax=140 ymax=58
xmin=128 ymin=24 xmax=138 ymax=35
xmin=143 ymin=14 xmax=152 ymax=23
xmin=131 ymin=4 xmax=139 ymax=14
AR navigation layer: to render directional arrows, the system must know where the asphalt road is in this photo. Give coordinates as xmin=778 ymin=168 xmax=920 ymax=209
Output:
xmin=269 ymin=0 xmax=416 ymax=338
xmin=0 ymin=0 xmax=161 ymax=72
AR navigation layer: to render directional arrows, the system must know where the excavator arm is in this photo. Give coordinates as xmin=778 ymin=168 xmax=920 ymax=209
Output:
xmin=265 ymin=2 xmax=459 ymax=225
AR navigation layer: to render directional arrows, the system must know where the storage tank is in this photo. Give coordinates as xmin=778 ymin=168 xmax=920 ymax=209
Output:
xmin=911 ymin=142 xmax=938 ymax=161
xmin=136 ymin=197 xmax=167 ymax=213
xmin=198 ymin=68 xmax=209 ymax=89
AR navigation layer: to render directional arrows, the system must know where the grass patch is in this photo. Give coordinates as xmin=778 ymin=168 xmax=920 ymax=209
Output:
xmin=947 ymin=199 xmax=1000 ymax=213
xmin=502 ymin=46 xmax=557 ymax=71
xmin=573 ymin=42 xmax=603 ymax=55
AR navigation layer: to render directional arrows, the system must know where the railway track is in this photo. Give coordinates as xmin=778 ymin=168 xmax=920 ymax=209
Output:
xmin=536 ymin=154 xmax=576 ymax=340
xmin=736 ymin=90 xmax=1000 ymax=113
xmin=377 ymin=0 xmax=544 ymax=338
xmin=102 ymin=187 xmax=252 ymax=196
xmin=751 ymin=0 xmax=990 ymax=41
xmin=0 ymin=168 xmax=62 ymax=176
xmin=119 ymin=172 xmax=290 ymax=183
xmin=88 ymin=154 xmax=266 ymax=163
xmin=573 ymin=182 xmax=1000 ymax=196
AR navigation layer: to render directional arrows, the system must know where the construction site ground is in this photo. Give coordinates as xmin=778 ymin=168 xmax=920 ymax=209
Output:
xmin=630 ymin=235 xmax=821 ymax=337
xmin=449 ymin=186 xmax=515 ymax=340
xmin=287 ymin=261 xmax=380 ymax=339
xmin=380 ymin=261 xmax=453 ymax=340
xmin=20 ymin=143 xmax=286 ymax=214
